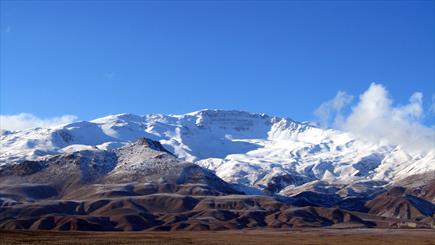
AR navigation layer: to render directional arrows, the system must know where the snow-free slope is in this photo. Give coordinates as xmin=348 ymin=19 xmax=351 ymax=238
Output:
xmin=1 ymin=109 xmax=434 ymax=192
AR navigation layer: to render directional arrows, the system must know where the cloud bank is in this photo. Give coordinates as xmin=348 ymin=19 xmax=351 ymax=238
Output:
xmin=0 ymin=113 xmax=77 ymax=131
xmin=315 ymin=83 xmax=435 ymax=152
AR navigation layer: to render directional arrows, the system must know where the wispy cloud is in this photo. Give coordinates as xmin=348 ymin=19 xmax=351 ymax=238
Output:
xmin=315 ymin=83 xmax=435 ymax=152
xmin=0 ymin=113 xmax=77 ymax=131
xmin=314 ymin=91 xmax=353 ymax=127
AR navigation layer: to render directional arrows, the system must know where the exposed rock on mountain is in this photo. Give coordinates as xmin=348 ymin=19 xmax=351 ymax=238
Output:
xmin=1 ymin=110 xmax=433 ymax=191
xmin=0 ymin=110 xmax=434 ymax=231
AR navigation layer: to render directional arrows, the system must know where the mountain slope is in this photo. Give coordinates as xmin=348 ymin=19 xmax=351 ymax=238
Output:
xmin=0 ymin=135 xmax=433 ymax=231
xmin=1 ymin=109 xmax=434 ymax=195
xmin=0 ymin=138 xmax=240 ymax=198
xmin=0 ymin=137 xmax=386 ymax=231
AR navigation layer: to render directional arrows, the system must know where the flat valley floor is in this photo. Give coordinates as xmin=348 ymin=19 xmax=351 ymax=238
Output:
xmin=0 ymin=229 xmax=434 ymax=245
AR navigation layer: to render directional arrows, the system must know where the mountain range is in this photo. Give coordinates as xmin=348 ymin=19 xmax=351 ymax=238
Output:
xmin=0 ymin=109 xmax=433 ymax=230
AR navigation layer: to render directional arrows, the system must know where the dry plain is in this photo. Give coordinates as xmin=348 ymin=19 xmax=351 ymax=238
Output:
xmin=0 ymin=229 xmax=434 ymax=245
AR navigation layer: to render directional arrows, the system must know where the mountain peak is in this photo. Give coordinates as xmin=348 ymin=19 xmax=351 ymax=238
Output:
xmin=0 ymin=110 xmax=433 ymax=188
xmin=132 ymin=137 xmax=172 ymax=154
xmin=91 ymin=113 xmax=144 ymax=124
xmin=184 ymin=109 xmax=270 ymax=118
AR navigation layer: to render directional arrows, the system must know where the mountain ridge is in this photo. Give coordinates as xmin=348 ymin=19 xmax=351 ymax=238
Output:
xmin=0 ymin=137 xmax=433 ymax=231
xmin=1 ymin=109 xmax=434 ymax=194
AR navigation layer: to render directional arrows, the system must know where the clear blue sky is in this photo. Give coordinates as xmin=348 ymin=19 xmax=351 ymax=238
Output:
xmin=1 ymin=0 xmax=434 ymax=122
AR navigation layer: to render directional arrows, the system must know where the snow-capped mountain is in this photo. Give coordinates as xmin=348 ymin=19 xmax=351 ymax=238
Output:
xmin=1 ymin=109 xmax=434 ymax=192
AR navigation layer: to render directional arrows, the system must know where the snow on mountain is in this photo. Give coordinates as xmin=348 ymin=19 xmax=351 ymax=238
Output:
xmin=0 ymin=109 xmax=433 ymax=191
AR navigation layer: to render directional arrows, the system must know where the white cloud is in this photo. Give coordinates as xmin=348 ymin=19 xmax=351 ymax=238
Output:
xmin=315 ymin=83 xmax=435 ymax=153
xmin=0 ymin=113 xmax=77 ymax=131
xmin=314 ymin=91 xmax=353 ymax=127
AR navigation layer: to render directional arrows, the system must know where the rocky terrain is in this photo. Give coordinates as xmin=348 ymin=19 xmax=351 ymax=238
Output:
xmin=0 ymin=110 xmax=433 ymax=231
xmin=0 ymin=137 xmax=433 ymax=231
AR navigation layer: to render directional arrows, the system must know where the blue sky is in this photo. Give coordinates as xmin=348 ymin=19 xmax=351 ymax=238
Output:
xmin=1 ymin=0 xmax=434 ymax=124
